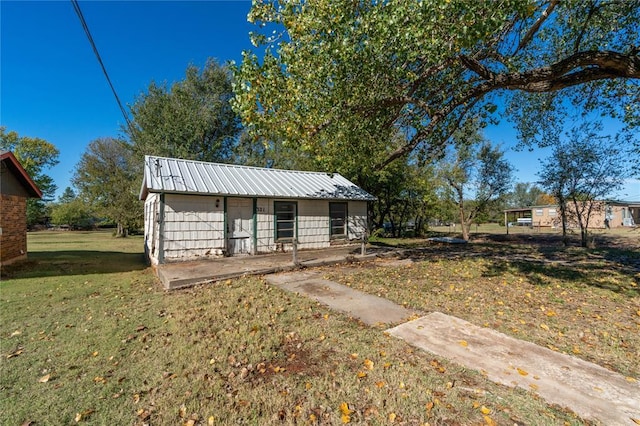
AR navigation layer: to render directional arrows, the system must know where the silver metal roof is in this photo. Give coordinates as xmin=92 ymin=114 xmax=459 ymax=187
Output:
xmin=139 ymin=155 xmax=376 ymax=201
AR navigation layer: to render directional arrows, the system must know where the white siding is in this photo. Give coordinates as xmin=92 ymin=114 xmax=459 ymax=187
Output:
xmin=255 ymin=198 xmax=274 ymax=254
xmin=297 ymin=200 xmax=330 ymax=250
xmin=161 ymin=194 xmax=225 ymax=261
xmin=347 ymin=201 xmax=368 ymax=240
xmin=145 ymin=194 xmax=370 ymax=262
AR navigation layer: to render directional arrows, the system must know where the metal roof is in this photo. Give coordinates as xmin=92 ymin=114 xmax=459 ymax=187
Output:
xmin=139 ymin=155 xmax=376 ymax=201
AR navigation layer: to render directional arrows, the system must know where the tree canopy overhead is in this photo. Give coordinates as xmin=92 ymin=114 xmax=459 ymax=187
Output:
xmin=233 ymin=0 xmax=640 ymax=170
xmin=128 ymin=59 xmax=240 ymax=163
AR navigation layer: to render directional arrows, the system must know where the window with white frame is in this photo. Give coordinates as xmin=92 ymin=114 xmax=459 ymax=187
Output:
xmin=535 ymin=209 xmax=543 ymax=216
xmin=548 ymin=208 xmax=556 ymax=216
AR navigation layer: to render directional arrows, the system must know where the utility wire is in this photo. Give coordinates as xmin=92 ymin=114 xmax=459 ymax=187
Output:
xmin=70 ymin=0 xmax=134 ymax=132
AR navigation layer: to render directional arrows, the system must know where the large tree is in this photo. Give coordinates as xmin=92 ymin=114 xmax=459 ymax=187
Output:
xmin=439 ymin=138 xmax=513 ymax=241
xmin=73 ymin=138 xmax=141 ymax=237
xmin=233 ymin=0 xmax=639 ymax=169
xmin=127 ymin=59 xmax=240 ymax=163
xmin=538 ymin=122 xmax=632 ymax=247
xmin=0 ymin=127 xmax=59 ymax=226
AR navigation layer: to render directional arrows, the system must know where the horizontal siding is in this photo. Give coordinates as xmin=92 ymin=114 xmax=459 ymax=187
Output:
xmin=255 ymin=198 xmax=273 ymax=254
xmin=161 ymin=194 xmax=225 ymax=261
xmin=297 ymin=200 xmax=330 ymax=250
xmin=348 ymin=201 xmax=368 ymax=239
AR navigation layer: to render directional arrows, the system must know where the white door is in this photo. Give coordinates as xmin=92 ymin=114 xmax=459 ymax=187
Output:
xmin=227 ymin=198 xmax=253 ymax=255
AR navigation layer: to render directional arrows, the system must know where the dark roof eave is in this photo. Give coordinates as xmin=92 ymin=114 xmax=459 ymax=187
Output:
xmin=144 ymin=188 xmax=376 ymax=202
xmin=0 ymin=151 xmax=43 ymax=198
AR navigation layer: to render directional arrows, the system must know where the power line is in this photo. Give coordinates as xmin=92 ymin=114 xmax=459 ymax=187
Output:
xmin=70 ymin=0 xmax=133 ymax=132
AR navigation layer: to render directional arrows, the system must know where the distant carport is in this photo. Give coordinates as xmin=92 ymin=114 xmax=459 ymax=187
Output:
xmin=503 ymin=207 xmax=533 ymax=231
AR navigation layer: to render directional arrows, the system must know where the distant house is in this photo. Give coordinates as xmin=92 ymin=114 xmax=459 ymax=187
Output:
xmin=504 ymin=201 xmax=639 ymax=229
xmin=139 ymin=156 xmax=376 ymax=265
xmin=0 ymin=151 xmax=42 ymax=266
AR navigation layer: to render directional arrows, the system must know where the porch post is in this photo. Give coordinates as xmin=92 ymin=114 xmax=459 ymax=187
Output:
xmin=292 ymin=238 xmax=299 ymax=265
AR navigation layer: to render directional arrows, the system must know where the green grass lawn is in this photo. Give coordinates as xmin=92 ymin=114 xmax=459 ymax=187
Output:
xmin=1 ymin=230 xmax=637 ymax=425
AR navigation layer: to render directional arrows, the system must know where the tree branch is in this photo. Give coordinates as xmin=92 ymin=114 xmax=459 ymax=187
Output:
xmin=516 ymin=0 xmax=560 ymax=53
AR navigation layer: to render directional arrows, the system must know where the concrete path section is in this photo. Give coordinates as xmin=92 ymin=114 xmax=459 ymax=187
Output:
xmin=266 ymin=271 xmax=416 ymax=326
xmin=388 ymin=312 xmax=640 ymax=426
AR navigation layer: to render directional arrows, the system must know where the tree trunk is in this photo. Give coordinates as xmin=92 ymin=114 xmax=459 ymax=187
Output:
xmin=116 ymin=222 xmax=128 ymax=238
xmin=459 ymin=206 xmax=470 ymax=241
xmin=558 ymin=200 xmax=568 ymax=247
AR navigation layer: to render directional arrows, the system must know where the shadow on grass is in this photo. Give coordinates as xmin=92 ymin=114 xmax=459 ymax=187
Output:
xmin=481 ymin=249 xmax=639 ymax=298
xmin=371 ymin=233 xmax=639 ymax=297
xmin=1 ymin=250 xmax=147 ymax=279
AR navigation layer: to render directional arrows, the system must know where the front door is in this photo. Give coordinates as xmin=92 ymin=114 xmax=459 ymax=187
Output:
xmin=227 ymin=198 xmax=253 ymax=255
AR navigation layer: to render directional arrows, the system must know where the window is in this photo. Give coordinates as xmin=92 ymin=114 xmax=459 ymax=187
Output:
xmin=535 ymin=209 xmax=543 ymax=216
xmin=548 ymin=208 xmax=556 ymax=217
xmin=275 ymin=202 xmax=296 ymax=240
xmin=329 ymin=202 xmax=347 ymax=237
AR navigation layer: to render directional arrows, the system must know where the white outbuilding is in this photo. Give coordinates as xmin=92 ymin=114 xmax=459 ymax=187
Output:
xmin=139 ymin=155 xmax=376 ymax=265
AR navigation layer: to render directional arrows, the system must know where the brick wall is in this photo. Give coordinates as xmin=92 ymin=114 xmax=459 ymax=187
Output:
xmin=0 ymin=193 xmax=28 ymax=264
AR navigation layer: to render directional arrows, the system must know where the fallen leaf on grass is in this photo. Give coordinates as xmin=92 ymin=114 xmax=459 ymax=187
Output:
xmin=363 ymin=359 xmax=374 ymax=370
xmin=483 ymin=414 xmax=496 ymax=425
xmin=517 ymin=368 xmax=528 ymax=376
xmin=539 ymin=323 xmax=550 ymax=331
xmin=38 ymin=374 xmax=51 ymax=383
xmin=357 ymin=371 xmax=367 ymax=379
xmin=7 ymin=348 xmax=24 ymax=359
xmin=480 ymin=406 xmax=491 ymax=415
xmin=74 ymin=409 xmax=94 ymax=422
xmin=375 ymin=381 xmax=385 ymax=388
xmin=388 ymin=412 xmax=397 ymax=422
xmin=626 ymin=377 xmax=637 ymax=383
xmin=459 ymin=340 xmax=468 ymax=347
xmin=339 ymin=402 xmax=351 ymax=415
xmin=136 ymin=408 xmax=151 ymax=420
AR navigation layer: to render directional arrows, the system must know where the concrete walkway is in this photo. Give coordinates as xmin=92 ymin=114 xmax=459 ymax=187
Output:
xmin=267 ymin=270 xmax=640 ymax=426
xmin=266 ymin=271 xmax=417 ymax=326
xmin=389 ymin=313 xmax=640 ymax=426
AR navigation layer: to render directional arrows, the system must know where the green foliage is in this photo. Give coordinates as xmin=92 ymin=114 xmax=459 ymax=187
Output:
xmin=438 ymin=129 xmax=513 ymax=240
xmin=507 ymin=182 xmax=548 ymax=208
xmin=538 ymin=121 xmax=633 ymax=247
xmin=57 ymin=186 xmax=76 ymax=204
xmin=234 ymin=0 xmax=639 ymax=169
xmin=127 ymin=59 xmax=240 ymax=163
xmin=0 ymin=127 xmax=60 ymax=226
xmin=50 ymin=198 xmax=94 ymax=229
xmin=50 ymin=188 xmax=94 ymax=229
xmin=73 ymin=138 xmax=142 ymax=237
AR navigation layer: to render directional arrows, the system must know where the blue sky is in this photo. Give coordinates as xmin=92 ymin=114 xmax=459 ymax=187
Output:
xmin=2 ymin=1 xmax=638 ymax=201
